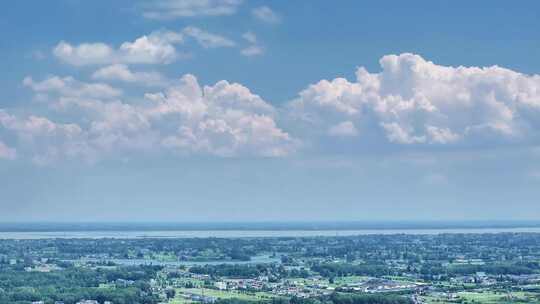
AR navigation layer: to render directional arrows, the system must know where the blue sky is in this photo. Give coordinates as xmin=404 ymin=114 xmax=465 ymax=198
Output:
xmin=1 ymin=0 xmax=540 ymax=222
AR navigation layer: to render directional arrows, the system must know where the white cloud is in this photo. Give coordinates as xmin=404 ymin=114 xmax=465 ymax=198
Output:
xmin=182 ymin=26 xmax=235 ymax=48
xmin=11 ymin=73 xmax=294 ymax=164
xmin=92 ymin=64 xmax=167 ymax=86
xmin=0 ymin=140 xmax=16 ymax=160
xmin=381 ymin=122 xmax=425 ymax=144
xmin=23 ymin=76 xmax=122 ymax=99
xmin=53 ymin=31 xmax=183 ymax=66
xmin=290 ymin=53 xmax=540 ymax=147
xmin=252 ymin=6 xmax=281 ymax=24
xmin=54 ymin=28 xmax=233 ymax=66
xmin=426 ymin=125 xmax=460 ymax=144
xmin=12 ymin=53 xmax=540 ymax=164
xmin=146 ymin=75 xmax=294 ymax=157
xmin=0 ymin=110 xmax=91 ymax=164
xmin=142 ymin=0 xmax=242 ymax=19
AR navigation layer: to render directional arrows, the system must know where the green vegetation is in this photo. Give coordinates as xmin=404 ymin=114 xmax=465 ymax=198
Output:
xmin=0 ymin=265 xmax=161 ymax=304
xmin=1 ymin=233 xmax=540 ymax=303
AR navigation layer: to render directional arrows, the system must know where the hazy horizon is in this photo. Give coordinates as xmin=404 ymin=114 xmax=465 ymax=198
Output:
xmin=1 ymin=220 xmax=540 ymax=231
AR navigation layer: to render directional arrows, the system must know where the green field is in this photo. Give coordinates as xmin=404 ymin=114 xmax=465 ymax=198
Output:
xmin=170 ymin=287 xmax=275 ymax=303
xmin=169 ymin=295 xmax=195 ymax=304
xmin=333 ymin=275 xmax=369 ymax=285
xmin=421 ymin=290 xmax=539 ymax=304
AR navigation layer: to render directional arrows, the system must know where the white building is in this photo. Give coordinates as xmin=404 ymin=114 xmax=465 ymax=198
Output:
xmin=215 ymin=281 xmax=227 ymax=290
xmin=76 ymin=300 xmax=99 ymax=304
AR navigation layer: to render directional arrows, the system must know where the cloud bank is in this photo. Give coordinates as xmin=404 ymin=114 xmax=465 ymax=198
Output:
xmin=6 ymin=74 xmax=294 ymax=164
xmin=4 ymin=53 xmax=540 ymax=164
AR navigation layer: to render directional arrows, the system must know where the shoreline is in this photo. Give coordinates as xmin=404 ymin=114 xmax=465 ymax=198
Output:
xmin=2 ymin=226 xmax=540 ymax=239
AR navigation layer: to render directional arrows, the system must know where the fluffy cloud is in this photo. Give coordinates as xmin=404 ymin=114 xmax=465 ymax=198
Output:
xmin=252 ymin=6 xmax=281 ymax=24
xmin=11 ymin=53 xmax=540 ymax=164
xmin=53 ymin=31 xmax=183 ymax=66
xmin=145 ymin=75 xmax=294 ymax=157
xmin=21 ymin=76 xmax=157 ymax=158
xmin=0 ymin=110 xmax=90 ymax=164
xmin=290 ymin=53 xmax=540 ymax=147
xmin=53 ymin=28 xmax=233 ymax=66
xmin=23 ymin=76 xmax=122 ymax=99
xmin=92 ymin=64 xmax=167 ymax=86
xmin=8 ymin=74 xmax=294 ymax=164
xmin=142 ymin=0 xmax=242 ymax=19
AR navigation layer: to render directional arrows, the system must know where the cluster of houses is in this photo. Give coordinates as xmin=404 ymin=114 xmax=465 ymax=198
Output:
xmin=24 ymin=263 xmax=62 ymax=272
xmin=163 ymin=267 xmax=421 ymax=301
xmin=213 ymin=277 xmax=267 ymax=290
xmin=450 ymin=272 xmax=540 ymax=286
xmin=340 ymin=279 xmax=420 ymax=293
xmin=178 ymin=292 xmax=218 ymax=303
xmin=450 ymin=272 xmax=497 ymax=285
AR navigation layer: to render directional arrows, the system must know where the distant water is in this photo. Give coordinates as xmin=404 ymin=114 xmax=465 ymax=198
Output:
xmin=2 ymin=227 xmax=540 ymax=239
xmin=72 ymin=254 xmax=279 ymax=266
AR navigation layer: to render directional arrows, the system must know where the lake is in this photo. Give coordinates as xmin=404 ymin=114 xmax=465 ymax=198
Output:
xmin=2 ymin=227 xmax=540 ymax=239
xmin=72 ymin=254 xmax=280 ymax=266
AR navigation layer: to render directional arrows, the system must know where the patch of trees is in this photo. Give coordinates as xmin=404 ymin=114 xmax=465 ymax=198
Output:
xmin=190 ymin=264 xmax=270 ymax=278
xmin=213 ymin=293 xmax=412 ymax=304
xmin=189 ymin=264 xmax=310 ymax=279
xmin=0 ymin=265 xmax=161 ymax=304
xmin=448 ymin=263 xmax=537 ymax=275
xmin=311 ymin=263 xmax=393 ymax=277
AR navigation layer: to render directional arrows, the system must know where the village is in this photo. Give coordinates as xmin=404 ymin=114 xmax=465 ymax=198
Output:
xmin=3 ymin=233 xmax=540 ymax=304
xmin=145 ymin=266 xmax=426 ymax=304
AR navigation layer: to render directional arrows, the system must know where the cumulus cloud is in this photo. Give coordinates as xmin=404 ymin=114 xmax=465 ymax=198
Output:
xmin=142 ymin=0 xmax=242 ymax=19
xmin=12 ymin=53 xmax=540 ymax=164
xmin=0 ymin=110 xmax=91 ymax=164
xmin=290 ymin=53 xmax=540 ymax=147
xmin=252 ymin=6 xmax=281 ymax=24
xmin=10 ymin=73 xmax=294 ymax=164
xmin=146 ymin=75 xmax=294 ymax=157
xmin=92 ymin=64 xmax=167 ymax=86
xmin=53 ymin=28 xmax=233 ymax=66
